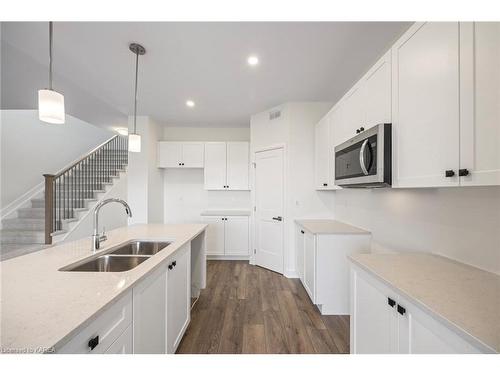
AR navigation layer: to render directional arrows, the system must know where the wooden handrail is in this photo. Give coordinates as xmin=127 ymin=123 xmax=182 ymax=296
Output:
xmin=53 ymin=135 xmax=119 ymax=178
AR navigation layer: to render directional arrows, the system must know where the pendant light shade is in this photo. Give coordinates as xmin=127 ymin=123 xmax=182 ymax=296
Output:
xmin=38 ymin=89 xmax=65 ymax=124
xmin=39 ymin=22 xmax=65 ymax=125
xmin=128 ymin=133 xmax=141 ymax=153
xmin=128 ymin=43 xmax=146 ymax=153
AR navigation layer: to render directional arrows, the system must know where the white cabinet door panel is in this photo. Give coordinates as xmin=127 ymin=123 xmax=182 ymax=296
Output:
xmin=158 ymin=142 xmax=182 ymax=168
xmin=226 ymin=142 xmax=249 ymax=190
xmin=204 ymin=142 xmax=227 ymax=190
xmin=314 ymin=116 xmax=331 ymax=189
xmin=392 ymin=22 xmax=460 ymax=187
xmin=296 ymin=227 xmax=305 ymax=282
xmin=104 ymin=324 xmax=133 ymax=354
xmin=364 ymin=50 xmax=392 ymax=126
xmin=224 ymin=216 xmax=249 ymax=255
xmin=303 ymin=231 xmax=315 ymax=303
xmin=460 ymin=22 xmax=500 ymax=186
xmin=182 ymin=142 xmax=204 ymax=168
xmin=133 ymin=265 xmax=167 ymax=354
xmin=167 ymin=244 xmax=191 ymax=354
xmin=202 ymin=216 xmax=225 ymax=255
xmin=351 ymin=268 xmax=398 ymax=354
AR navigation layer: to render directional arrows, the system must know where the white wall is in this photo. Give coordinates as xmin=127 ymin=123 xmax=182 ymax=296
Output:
xmin=127 ymin=116 xmax=164 ymax=224
xmin=0 ymin=110 xmax=111 ymax=210
xmin=326 ymin=186 xmax=500 ymax=275
xmin=62 ymin=173 xmax=129 ymax=242
xmin=162 ymin=126 xmax=251 ymax=224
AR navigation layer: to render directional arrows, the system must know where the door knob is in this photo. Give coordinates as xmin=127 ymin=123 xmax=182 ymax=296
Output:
xmin=272 ymin=216 xmax=283 ymax=221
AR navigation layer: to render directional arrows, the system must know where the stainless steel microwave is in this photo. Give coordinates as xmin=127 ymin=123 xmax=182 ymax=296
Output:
xmin=334 ymin=123 xmax=392 ymax=188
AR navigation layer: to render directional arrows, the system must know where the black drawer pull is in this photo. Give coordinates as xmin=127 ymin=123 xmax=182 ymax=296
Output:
xmin=459 ymin=168 xmax=469 ymax=176
xmin=445 ymin=170 xmax=455 ymax=177
xmin=172 ymin=261 xmax=177 ymax=267
xmin=300 ymin=230 xmax=305 ymax=234
xmin=387 ymin=297 xmax=396 ymax=308
xmin=397 ymin=304 xmax=406 ymax=316
xmin=168 ymin=264 xmax=173 ymax=270
xmin=88 ymin=335 xmax=99 ymax=350
xmin=323 ymin=183 xmax=328 ymax=187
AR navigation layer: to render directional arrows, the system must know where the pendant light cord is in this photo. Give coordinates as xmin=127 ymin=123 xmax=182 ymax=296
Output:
xmin=133 ymin=50 xmax=139 ymax=134
xmin=49 ymin=21 xmax=53 ymax=90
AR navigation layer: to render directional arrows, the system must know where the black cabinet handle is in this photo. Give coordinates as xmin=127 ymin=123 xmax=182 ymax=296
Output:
xmin=387 ymin=297 xmax=396 ymax=308
xmin=356 ymin=129 xmax=360 ymax=134
xmin=272 ymin=216 xmax=283 ymax=221
xmin=360 ymin=127 xmax=365 ymax=132
xmin=397 ymin=304 xmax=406 ymax=316
xmin=445 ymin=170 xmax=455 ymax=177
xmin=178 ymin=162 xmax=181 ymax=166
xmin=323 ymin=183 xmax=328 ymax=187
xmin=168 ymin=264 xmax=173 ymax=270
xmin=172 ymin=261 xmax=177 ymax=267
xmin=459 ymin=169 xmax=469 ymax=176
xmin=300 ymin=230 xmax=305 ymax=234
xmin=88 ymin=335 xmax=99 ymax=350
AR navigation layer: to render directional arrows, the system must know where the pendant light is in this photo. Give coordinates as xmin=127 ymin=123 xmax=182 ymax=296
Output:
xmin=38 ymin=22 xmax=65 ymax=124
xmin=128 ymin=43 xmax=146 ymax=153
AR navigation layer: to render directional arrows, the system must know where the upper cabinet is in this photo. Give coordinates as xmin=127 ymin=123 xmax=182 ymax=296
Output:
xmin=158 ymin=142 xmax=204 ymax=168
xmin=204 ymin=142 xmax=249 ymax=190
xmin=314 ymin=115 xmax=331 ymax=189
xmin=392 ymin=22 xmax=500 ymax=187
xmin=392 ymin=22 xmax=461 ymax=188
xmin=459 ymin=22 xmax=500 ymax=186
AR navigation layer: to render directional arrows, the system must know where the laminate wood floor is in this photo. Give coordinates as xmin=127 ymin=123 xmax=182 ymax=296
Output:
xmin=177 ymin=260 xmax=350 ymax=354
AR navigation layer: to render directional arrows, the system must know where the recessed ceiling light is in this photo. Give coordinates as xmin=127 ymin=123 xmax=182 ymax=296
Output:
xmin=115 ymin=127 xmax=128 ymax=136
xmin=186 ymin=100 xmax=195 ymax=108
xmin=247 ymin=55 xmax=259 ymax=66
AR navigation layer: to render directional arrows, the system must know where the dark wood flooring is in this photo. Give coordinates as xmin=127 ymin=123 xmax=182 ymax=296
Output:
xmin=177 ymin=260 xmax=350 ymax=354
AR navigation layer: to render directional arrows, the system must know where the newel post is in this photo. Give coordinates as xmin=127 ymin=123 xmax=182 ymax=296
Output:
xmin=43 ymin=174 xmax=55 ymax=245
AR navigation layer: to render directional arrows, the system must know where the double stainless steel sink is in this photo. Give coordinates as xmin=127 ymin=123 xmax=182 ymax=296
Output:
xmin=60 ymin=240 xmax=172 ymax=272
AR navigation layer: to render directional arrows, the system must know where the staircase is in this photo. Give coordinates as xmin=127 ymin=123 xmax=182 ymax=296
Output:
xmin=0 ymin=135 xmax=128 ymax=260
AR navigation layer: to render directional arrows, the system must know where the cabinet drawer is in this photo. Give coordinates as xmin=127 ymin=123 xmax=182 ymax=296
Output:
xmin=57 ymin=291 xmax=132 ymax=354
xmin=104 ymin=324 xmax=133 ymax=354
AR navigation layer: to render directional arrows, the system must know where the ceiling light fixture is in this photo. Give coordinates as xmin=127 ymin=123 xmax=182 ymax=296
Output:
xmin=186 ymin=100 xmax=195 ymax=108
xmin=247 ymin=55 xmax=259 ymax=66
xmin=38 ymin=22 xmax=65 ymax=124
xmin=128 ymin=43 xmax=146 ymax=153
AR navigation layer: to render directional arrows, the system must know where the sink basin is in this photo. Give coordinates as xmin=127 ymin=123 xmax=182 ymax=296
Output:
xmin=109 ymin=240 xmax=171 ymax=256
xmin=62 ymin=255 xmax=149 ymax=272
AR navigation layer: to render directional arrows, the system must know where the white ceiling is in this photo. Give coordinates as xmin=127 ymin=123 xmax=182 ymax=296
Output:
xmin=1 ymin=22 xmax=411 ymax=127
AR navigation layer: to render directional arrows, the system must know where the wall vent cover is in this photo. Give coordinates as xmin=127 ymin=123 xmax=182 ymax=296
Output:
xmin=269 ymin=110 xmax=281 ymax=120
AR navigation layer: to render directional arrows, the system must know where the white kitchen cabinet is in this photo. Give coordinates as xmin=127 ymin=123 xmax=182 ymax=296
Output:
xmin=363 ymin=50 xmax=392 ymax=127
xmin=104 ymin=324 xmax=133 ymax=354
xmin=57 ymin=292 xmax=133 ymax=354
xmin=296 ymin=224 xmax=370 ymax=315
xmin=202 ymin=216 xmax=226 ymax=255
xmin=133 ymin=264 xmax=167 ymax=354
xmin=204 ymin=141 xmax=249 ymax=190
xmin=158 ymin=142 xmax=204 ymax=168
xmin=314 ymin=116 xmax=331 ymax=189
xmin=166 ymin=243 xmax=191 ymax=354
xmin=224 ymin=216 xmax=250 ymax=255
xmin=392 ymin=22 xmax=461 ymax=187
xmin=296 ymin=227 xmax=305 ymax=280
xmin=350 ymin=263 xmax=484 ymax=354
xmin=202 ymin=215 xmax=249 ymax=257
xmin=303 ymin=230 xmax=316 ymax=301
xmin=459 ymin=22 xmax=500 ymax=186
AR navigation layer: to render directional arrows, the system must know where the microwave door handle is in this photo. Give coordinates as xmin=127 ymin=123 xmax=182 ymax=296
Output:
xmin=359 ymin=139 xmax=369 ymax=175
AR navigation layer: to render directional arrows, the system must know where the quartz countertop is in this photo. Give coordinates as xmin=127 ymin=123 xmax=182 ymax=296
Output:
xmin=349 ymin=253 xmax=500 ymax=353
xmin=200 ymin=209 xmax=251 ymax=216
xmin=0 ymin=223 xmax=207 ymax=352
xmin=295 ymin=219 xmax=370 ymax=235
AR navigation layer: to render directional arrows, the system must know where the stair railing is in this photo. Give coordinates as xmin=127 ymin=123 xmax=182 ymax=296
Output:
xmin=43 ymin=135 xmax=128 ymax=244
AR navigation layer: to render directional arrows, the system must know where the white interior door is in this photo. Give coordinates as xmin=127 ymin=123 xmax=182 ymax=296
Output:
xmin=254 ymin=147 xmax=284 ymax=274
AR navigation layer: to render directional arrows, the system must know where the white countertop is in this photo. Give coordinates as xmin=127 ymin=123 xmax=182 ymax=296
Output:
xmin=349 ymin=253 xmax=500 ymax=353
xmin=296 ymin=219 xmax=370 ymax=235
xmin=200 ymin=209 xmax=251 ymax=216
xmin=0 ymin=223 xmax=207 ymax=352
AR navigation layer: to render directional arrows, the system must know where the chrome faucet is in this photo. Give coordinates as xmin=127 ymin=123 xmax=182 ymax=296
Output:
xmin=92 ymin=198 xmax=132 ymax=252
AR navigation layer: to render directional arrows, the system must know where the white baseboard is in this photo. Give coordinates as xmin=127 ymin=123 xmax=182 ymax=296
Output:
xmin=284 ymin=269 xmax=299 ymax=279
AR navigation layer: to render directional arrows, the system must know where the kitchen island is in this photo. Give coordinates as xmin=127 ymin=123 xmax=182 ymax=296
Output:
xmin=0 ymin=223 xmax=207 ymax=354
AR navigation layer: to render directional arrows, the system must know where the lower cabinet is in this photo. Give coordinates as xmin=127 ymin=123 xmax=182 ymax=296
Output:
xmin=202 ymin=215 xmax=249 ymax=257
xmin=58 ymin=243 xmax=192 ymax=354
xmin=350 ymin=263 xmax=484 ymax=354
xmin=295 ymin=225 xmax=370 ymax=315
